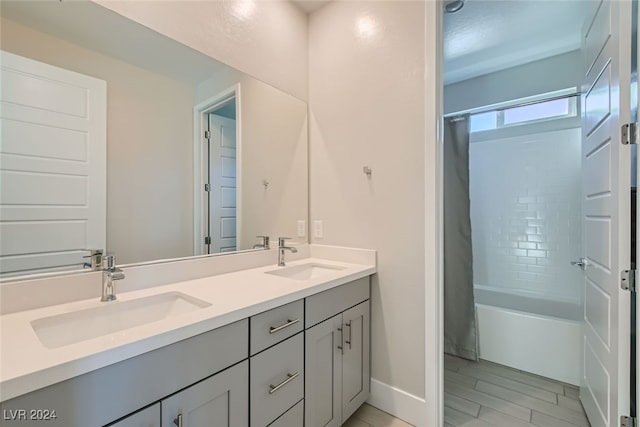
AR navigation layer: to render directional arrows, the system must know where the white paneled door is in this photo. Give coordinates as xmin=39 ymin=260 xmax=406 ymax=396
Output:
xmin=580 ymin=1 xmax=632 ymax=426
xmin=0 ymin=51 xmax=106 ymax=275
xmin=207 ymin=114 xmax=237 ymax=253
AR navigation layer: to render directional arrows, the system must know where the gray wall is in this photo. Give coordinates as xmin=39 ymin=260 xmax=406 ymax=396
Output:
xmin=444 ymin=50 xmax=582 ymax=115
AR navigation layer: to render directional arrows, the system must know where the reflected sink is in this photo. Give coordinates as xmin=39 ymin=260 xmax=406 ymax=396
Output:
xmin=265 ymin=263 xmax=347 ymax=281
xmin=31 ymin=292 xmax=211 ymax=349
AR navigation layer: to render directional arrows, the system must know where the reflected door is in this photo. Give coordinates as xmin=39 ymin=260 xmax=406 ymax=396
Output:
xmin=580 ymin=1 xmax=632 ymax=426
xmin=207 ymin=113 xmax=237 ymax=253
xmin=0 ymin=51 xmax=106 ymax=275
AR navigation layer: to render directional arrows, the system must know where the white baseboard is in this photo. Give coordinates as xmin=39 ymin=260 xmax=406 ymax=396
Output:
xmin=367 ymin=378 xmax=426 ymax=426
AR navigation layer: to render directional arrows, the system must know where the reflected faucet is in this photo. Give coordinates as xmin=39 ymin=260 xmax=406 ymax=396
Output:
xmin=253 ymin=236 xmax=270 ymax=249
xmin=277 ymin=237 xmax=298 ymax=267
xmin=101 ymin=254 xmax=125 ymax=302
xmin=83 ymin=249 xmax=103 ymax=270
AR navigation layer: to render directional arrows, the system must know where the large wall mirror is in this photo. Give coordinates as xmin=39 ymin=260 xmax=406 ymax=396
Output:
xmin=0 ymin=1 xmax=308 ymax=277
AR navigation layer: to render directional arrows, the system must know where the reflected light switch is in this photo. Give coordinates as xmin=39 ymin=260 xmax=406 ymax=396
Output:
xmin=313 ymin=220 xmax=323 ymax=239
xmin=297 ymin=220 xmax=306 ymax=237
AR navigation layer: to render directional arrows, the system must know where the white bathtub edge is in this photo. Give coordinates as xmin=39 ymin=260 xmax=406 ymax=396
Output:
xmin=476 ymin=303 xmax=582 ymax=386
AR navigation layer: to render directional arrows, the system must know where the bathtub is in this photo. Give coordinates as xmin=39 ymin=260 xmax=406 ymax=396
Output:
xmin=474 ymin=286 xmax=582 ymax=385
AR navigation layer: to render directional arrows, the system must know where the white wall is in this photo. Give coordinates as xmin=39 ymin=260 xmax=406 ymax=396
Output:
xmin=444 ymin=50 xmax=582 ymax=114
xmin=469 ymin=127 xmax=583 ymax=304
xmin=309 ymin=2 xmax=438 ymax=424
xmin=94 ymin=0 xmax=309 ymax=102
xmin=1 ymin=17 xmax=195 ymax=264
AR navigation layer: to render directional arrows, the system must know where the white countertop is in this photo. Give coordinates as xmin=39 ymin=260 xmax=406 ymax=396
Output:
xmin=0 ymin=256 xmax=375 ymax=402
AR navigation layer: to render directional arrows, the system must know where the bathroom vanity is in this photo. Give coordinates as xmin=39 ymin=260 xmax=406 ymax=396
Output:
xmin=0 ymin=247 xmax=375 ymax=427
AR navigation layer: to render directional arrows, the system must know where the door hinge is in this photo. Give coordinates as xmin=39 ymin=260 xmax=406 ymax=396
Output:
xmin=621 ymin=269 xmax=637 ymax=292
xmin=204 ymin=236 xmax=211 ymax=245
xmin=204 ymin=130 xmax=211 ymax=139
xmin=621 ymin=415 xmax=638 ymax=427
xmin=621 ymin=123 xmax=639 ymax=145
xmin=204 ymin=183 xmax=211 ymax=192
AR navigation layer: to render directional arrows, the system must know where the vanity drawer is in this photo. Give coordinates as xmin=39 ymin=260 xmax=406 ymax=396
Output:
xmin=250 ymin=300 xmax=303 ymax=355
xmin=268 ymin=399 xmax=303 ymax=427
xmin=250 ymin=333 xmax=304 ymax=427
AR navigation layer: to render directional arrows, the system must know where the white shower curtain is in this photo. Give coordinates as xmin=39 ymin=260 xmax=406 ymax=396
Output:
xmin=443 ymin=114 xmax=478 ymax=361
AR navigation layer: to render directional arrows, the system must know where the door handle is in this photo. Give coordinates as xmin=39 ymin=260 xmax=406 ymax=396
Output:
xmin=570 ymin=258 xmax=588 ymax=270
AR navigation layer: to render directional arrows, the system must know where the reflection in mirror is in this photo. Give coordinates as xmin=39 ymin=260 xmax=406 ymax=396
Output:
xmin=0 ymin=1 xmax=308 ymax=278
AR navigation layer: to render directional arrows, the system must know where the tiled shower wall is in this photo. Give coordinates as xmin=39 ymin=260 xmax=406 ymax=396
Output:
xmin=469 ymin=127 xmax=583 ymax=304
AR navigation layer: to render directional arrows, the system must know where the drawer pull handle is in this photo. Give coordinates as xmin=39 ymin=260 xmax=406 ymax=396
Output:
xmin=269 ymin=371 xmax=299 ymax=394
xmin=174 ymin=413 xmax=183 ymax=427
xmin=269 ymin=318 xmax=300 ymax=334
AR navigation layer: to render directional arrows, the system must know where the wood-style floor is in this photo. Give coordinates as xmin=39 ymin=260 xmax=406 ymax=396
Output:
xmin=444 ymin=354 xmax=590 ymax=427
xmin=342 ymin=354 xmax=590 ymax=427
xmin=344 ymin=403 xmax=414 ymax=427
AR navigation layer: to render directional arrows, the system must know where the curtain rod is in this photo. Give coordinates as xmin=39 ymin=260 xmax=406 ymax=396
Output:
xmin=444 ymin=92 xmax=581 ymax=119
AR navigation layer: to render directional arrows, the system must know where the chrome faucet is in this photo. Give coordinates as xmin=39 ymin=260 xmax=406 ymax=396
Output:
xmin=253 ymin=235 xmax=270 ymax=249
xmin=101 ymin=254 xmax=124 ymax=302
xmin=277 ymin=237 xmax=298 ymax=266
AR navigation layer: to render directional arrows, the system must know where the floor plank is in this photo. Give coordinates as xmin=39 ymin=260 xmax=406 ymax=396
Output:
xmin=475 ymin=381 xmax=589 ymax=427
xmin=443 ymin=355 xmax=591 ymax=427
xmin=446 ymin=380 xmax=532 ymax=421
xmin=477 ymin=407 xmax=537 ymax=427
xmin=459 ymin=365 xmax=558 ymax=403
xmin=348 ymin=404 xmax=414 ymax=427
xmin=444 ymin=392 xmax=481 ymax=417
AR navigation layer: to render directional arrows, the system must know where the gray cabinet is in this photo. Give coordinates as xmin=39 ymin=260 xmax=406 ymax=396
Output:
xmin=304 ymin=278 xmax=370 ymax=427
xmin=162 ymin=361 xmax=248 ymax=427
xmin=0 ymin=320 xmax=248 ymax=427
xmin=108 ymin=404 xmax=159 ymax=427
xmin=305 ymin=313 xmax=343 ymax=427
xmin=341 ymin=301 xmax=370 ymax=421
xmin=109 ymin=362 xmax=248 ymax=427
xmin=1 ymin=276 xmax=371 ymax=427
xmin=268 ymin=400 xmax=304 ymax=427
xmin=250 ymin=334 xmax=303 ymax=426
xmin=249 ymin=300 xmax=304 ymax=427
xmin=250 ymin=300 xmax=303 ymax=356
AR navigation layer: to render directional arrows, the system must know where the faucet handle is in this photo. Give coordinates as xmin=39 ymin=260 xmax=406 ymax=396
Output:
xmin=256 ymin=236 xmax=270 ymax=249
xmin=102 ymin=254 xmax=116 ymax=270
xmin=278 ymin=237 xmax=291 ymax=247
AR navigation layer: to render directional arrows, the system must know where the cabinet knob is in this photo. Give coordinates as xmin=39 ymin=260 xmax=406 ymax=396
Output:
xmin=174 ymin=413 xmax=183 ymax=427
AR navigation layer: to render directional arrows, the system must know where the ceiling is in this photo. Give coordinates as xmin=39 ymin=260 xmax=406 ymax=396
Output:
xmin=292 ymin=0 xmax=592 ymax=85
xmin=444 ymin=0 xmax=593 ymax=84
xmin=291 ymin=0 xmax=331 ymax=14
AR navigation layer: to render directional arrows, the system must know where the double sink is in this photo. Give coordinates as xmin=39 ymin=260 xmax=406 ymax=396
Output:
xmin=30 ymin=262 xmax=346 ymax=349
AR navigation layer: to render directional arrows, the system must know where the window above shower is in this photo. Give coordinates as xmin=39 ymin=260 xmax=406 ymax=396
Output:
xmin=470 ymin=93 xmax=578 ymax=133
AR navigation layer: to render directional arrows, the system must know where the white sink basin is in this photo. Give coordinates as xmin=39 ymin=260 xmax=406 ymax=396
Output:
xmin=31 ymin=292 xmax=211 ymax=349
xmin=265 ymin=263 xmax=347 ymax=281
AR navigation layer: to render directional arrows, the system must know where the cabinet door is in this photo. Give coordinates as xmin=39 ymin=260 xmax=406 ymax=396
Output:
xmin=108 ymin=404 xmax=159 ymax=427
xmin=342 ymin=301 xmax=370 ymax=421
xmin=304 ymin=314 xmax=342 ymax=427
xmin=162 ymin=360 xmax=248 ymax=427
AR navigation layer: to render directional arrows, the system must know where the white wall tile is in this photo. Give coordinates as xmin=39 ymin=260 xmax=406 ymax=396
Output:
xmin=469 ymin=127 xmax=582 ymax=303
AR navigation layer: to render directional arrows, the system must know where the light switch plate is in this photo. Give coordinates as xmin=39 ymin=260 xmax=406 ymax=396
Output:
xmin=313 ymin=220 xmax=323 ymax=239
xmin=297 ymin=220 xmax=306 ymax=237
